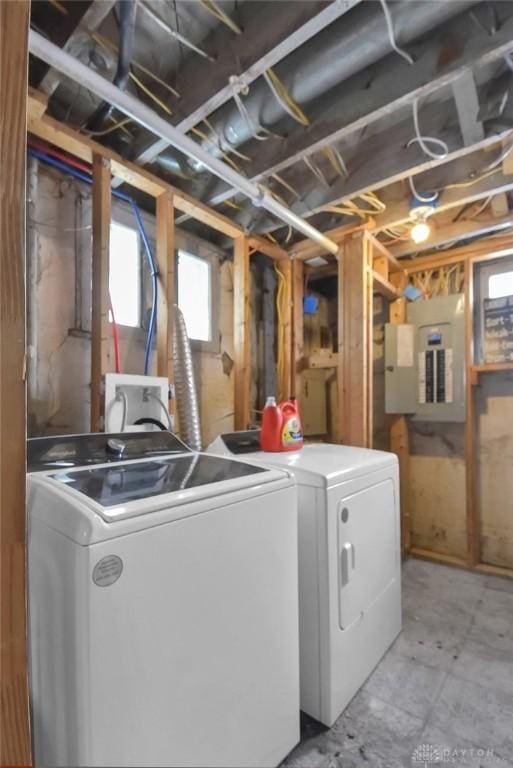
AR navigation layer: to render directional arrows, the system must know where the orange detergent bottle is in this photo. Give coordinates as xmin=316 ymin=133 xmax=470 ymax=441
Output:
xmin=260 ymin=396 xmax=304 ymax=452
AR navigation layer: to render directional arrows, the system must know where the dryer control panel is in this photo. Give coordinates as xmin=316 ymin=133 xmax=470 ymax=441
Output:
xmin=385 ymin=294 xmax=465 ymax=422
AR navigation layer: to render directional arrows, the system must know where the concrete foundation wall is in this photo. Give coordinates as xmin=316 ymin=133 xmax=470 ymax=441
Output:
xmin=372 ymin=293 xmax=513 ymax=570
xmin=27 ymin=162 xmax=237 ymax=447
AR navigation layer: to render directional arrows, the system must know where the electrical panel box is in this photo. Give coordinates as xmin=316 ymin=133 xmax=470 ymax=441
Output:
xmin=385 ymin=294 xmax=465 ymax=422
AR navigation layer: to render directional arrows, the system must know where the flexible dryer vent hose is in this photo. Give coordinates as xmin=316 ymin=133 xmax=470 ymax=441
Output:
xmin=173 ymin=305 xmax=202 ymax=451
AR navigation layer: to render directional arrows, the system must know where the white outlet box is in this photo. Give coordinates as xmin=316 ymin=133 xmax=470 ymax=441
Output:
xmin=104 ymin=373 xmax=171 ymax=432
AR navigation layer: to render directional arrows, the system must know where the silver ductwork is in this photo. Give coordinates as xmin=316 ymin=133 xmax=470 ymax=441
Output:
xmin=196 ymin=0 xmax=475 ymax=157
xmin=173 ymin=304 xmax=202 ymax=451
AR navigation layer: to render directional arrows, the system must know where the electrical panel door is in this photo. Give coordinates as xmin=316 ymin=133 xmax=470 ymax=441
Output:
xmin=385 ymin=294 xmax=465 ymax=422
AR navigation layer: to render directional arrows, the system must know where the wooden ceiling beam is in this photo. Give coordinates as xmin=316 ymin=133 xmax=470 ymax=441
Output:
xmin=27 ymin=88 xmax=243 ymax=239
xmin=389 ymin=213 xmax=513 ymax=259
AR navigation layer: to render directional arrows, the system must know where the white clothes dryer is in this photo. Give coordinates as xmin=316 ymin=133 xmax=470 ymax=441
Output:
xmin=208 ymin=432 xmax=402 ymax=727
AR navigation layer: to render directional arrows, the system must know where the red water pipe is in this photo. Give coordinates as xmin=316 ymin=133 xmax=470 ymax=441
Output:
xmin=28 ymin=138 xmax=92 ymax=175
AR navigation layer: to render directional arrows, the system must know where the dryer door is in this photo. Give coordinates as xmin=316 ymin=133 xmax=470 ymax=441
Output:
xmin=331 ymin=478 xmax=397 ymax=630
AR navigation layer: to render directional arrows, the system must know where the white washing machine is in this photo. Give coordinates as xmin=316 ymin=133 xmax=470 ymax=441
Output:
xmin=208 ymin=432 xmax=402 ymax=727
xmin=27 ymin=432 xmax=300 ymax=768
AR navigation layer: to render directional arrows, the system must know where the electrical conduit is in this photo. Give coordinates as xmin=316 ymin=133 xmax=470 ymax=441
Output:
xmin=28 ymin=30 xmax=340 ymax=256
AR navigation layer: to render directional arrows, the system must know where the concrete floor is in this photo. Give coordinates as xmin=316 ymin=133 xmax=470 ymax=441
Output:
xmin=283 ymin=558 xmax=513 ymax=768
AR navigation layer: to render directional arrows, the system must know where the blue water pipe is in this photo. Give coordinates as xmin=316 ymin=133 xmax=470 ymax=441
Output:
xmin=27 ymin=146 xmax=158 ymax=375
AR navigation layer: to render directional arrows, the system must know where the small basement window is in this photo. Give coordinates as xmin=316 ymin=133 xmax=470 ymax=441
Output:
xmin=488 ymin=269 xmax=513 ymax=299
xmin=109 ymin=220 xmax=141 ymax=327
xmin=177 ymin=250 xmax=212 ymax=342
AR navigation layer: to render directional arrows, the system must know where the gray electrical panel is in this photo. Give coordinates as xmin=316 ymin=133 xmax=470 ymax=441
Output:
xmin=385 ymin=294 xmax=465 ymax=422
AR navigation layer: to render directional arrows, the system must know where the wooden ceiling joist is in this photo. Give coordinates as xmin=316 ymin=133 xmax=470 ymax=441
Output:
xmin=27 ymin=88 xmax=243 ymax=240
xmin=248 ymin=236 xmax=289 ymax=262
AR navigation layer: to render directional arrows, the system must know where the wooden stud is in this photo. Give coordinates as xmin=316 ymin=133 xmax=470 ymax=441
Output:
xmin=233 ymin=236 xmax=251 ymax=429
xmin=365 ymin=231 xmax=404 ymax=273
xmin=372 ymin=270 xmax=401 ymax=301
xmin=27 ymin=88 xmax=243 ymax=239
xmin=156 ymin=192 xmax=175 ymax=420
xmin=409 ymin=548 xmax=468 ymax=569
xmin=403 ymin=235 xmax=513 ymax=273
xmin=291 ymin=259 xmax=304 ymax=400
xmin=464 ymin=259 xmax=480 ymax=567
xmin=388 ymin=297 xmax=412 ymax=555
xmin=278 ymin=259 xmax=292 ymax=400
xmin=91 ymin=154 xmax=112 ymax=432
xmin=302 ymin=353 xmax=339 ymax=369
xmin=338 ymin=234 xmax=373 ymax=447
xmin=0 ymin=2 xmax=32 ymax=764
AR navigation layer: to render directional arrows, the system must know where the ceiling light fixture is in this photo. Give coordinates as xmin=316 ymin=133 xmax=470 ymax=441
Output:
xmin=410 ymin=216 xmax=431 ymax=244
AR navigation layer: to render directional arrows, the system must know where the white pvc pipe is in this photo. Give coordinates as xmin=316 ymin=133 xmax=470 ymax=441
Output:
xmin=29 ymin=30 xmax=340 ymax=256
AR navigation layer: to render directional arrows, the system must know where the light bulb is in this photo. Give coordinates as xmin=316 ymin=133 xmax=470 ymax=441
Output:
xmin=410 ymin=220 xmax=431 ymax=244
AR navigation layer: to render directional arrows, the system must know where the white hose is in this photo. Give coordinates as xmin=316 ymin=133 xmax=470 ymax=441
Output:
xmin=407 ymin=98 xmax=449 ymax=160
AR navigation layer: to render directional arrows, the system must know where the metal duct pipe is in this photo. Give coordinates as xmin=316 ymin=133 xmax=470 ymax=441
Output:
xmin=29 ymin=30 xmax=340 ymax=255
xmin=173 ymin=305 xmax=202 ymax=451
xmin=86 ymin=0 xmax=137 ymax=132
xmin=199 ymin=0 xmax=475 ymax=156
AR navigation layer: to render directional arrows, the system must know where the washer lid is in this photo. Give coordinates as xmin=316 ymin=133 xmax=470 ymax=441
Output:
xmin=212 ymin=438 xmax=397 ymax=487
xmin=27 ymin=431 xmax=189 ymax=472
xmin=47 ymin=453 xmax=272 ymax=521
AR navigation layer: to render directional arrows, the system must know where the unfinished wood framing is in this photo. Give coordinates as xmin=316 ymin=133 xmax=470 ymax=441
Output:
xmin=464 ymin=259 xmax=479 ymax=567
xmin=90 ymin=154 xmax=112 ymax=432
xmin=338 ymin=233 xmax=373 ymax=447
xmin=27 ymin=88 xmax=243 ymax=240
xmin=291 ymin=259 xmax=304 ymax=399
xmin=156 ymin=192 xmax=175 ymax=421
xmin=388 ymin=298 xmax=411 ymax=554
xmin=233 ymin=236 xmax=251 ymax=430
xmin=278 ymin=259 xmax=293 ymax=401
xmin=403 ymin=237 xmax=513 ymax=579
xmin=0 ymin=2 xmax=31 ymax=763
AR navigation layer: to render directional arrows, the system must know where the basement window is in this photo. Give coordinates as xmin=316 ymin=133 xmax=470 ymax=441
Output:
xmin=488 ymin=269 xmax=513 ymax=299
xmin=177 ymin=250 xmax=212 ymax=342
xmin=109 ymin=220 xmax=141 ymax=328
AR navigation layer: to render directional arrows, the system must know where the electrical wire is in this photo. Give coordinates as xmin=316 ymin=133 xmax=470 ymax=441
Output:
xmin=200 ymin=0 xmax=242 ymax=34
xmin=407 ymin=98 xmax=449 ymax=160
xmin=27 ymin=145 xmax=158 ymax=377
xmin=83 ymin=116 xmax=133 ymax=137
xmin=323 ymin=146 xmax=349 ymax=179
xmin=190 ymin=125 xmax=244 ymax=172
xmin=479 ymin=140 xmax=513 ymax=172
xmin=409 ymin=175 xmax=439 ymax=203
xmin=139 ymin=1 xmax=215 ymax=61
xmin=231 ymin=86 xmax=274 ymax=142
xmin=263 ymin=68 xmax=310 ymax=127
xmin=378 ymin=0 xmax=414 ymax=65
xmin=303 ymin=156 xmax=330 ymax=189
xmin=272 ymin=172 xmax=301 ymax=200
xmin=89 ymin=30 xmax=180 ymax=99
xmin=48 ymin=0 xmax=67 ymax=15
